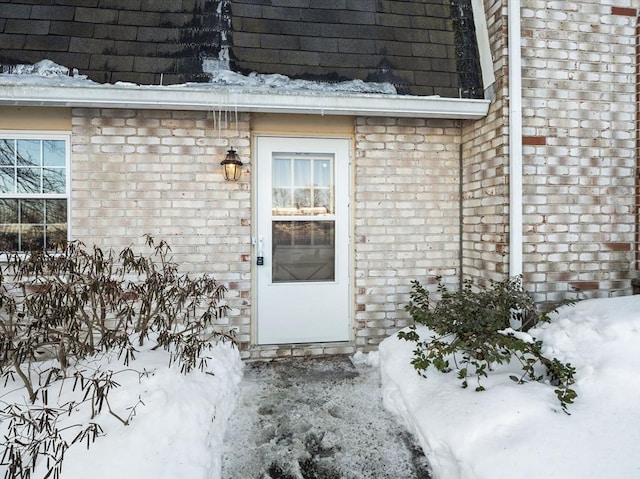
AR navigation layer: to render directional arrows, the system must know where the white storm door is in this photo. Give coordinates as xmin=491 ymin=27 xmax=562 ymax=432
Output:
xmin=256 ymin=137 xmax=350 ymax=345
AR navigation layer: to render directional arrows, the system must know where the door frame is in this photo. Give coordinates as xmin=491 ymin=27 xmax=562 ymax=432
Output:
xmin=251 ymin=134 xmax=354 ymax=346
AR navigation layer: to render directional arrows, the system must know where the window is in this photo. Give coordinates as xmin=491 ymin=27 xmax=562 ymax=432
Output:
xmin=0 ymin=135 xmax=69 ymax=251
xmin=270 ymin=152 xmax=336 ymax=283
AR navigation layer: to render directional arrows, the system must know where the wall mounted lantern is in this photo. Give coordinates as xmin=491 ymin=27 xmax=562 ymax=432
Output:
xmin=221 ymin=148 xmax=243 ymax=181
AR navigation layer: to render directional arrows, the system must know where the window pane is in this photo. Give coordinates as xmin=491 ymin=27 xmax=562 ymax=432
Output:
xmin=21 ymin=224 xmax=44 ymax=251
xmin=0 ymin=199 xmax=18 ymax=223
xmin=273 ymin=188 xmax=292 ymax=210
xmin=46 ymin=225 xmax=67 ymax=250
xmin=293 ymin=188 xmax=311 ymax=209
xmin=20 ymin=199 xmax=44 ymax=224
xmin=17 ymin=140 xmax=40 ymax=166
xmin=43 ymin=168 xmax=66 ymax=193
xmin=0 ymin=226 xmax=18 ymax=251
xmin=294 ymin=159 xmax=311 ymax=187
xmin=0 ymin=139 xmax=15 ymax=166
xmin=314 ymin=159 xmax=331 ymax=187
xmin=0 ymin=167 xmax=15 ymax=193
xmin=272 ymin=158 xmax=291 ymax=187
xmin=43 ymin=140 xmax=65 ymax=167
xmin=17 ymin=168 xmax=41 ymax=193
xmin=46 ymin=199 xmax=67 ymax=223
xmin=314 ymin=189 xmax=332 ymax=213
xmin=272 ymin=221 xmax=335 ymax=283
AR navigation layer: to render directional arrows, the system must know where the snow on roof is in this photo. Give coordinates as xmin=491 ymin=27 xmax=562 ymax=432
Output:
xmin=0 ymin=59 xmax=397 ymax=95
xmin=0 ymin=60 xmax=491 ymax=120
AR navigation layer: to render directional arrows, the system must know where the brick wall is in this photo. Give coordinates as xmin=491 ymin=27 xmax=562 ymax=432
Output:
xmin=69 ymin=110 xmax=463 ymax=356
xmin=460 ymin=0 xmax=510 ymax=287
xmin=461 ymin=1 xmax=637 ymax=305
xmin=636 ymin=7 xmax=640 ymax=273
xmin=520 ymin=2 xmax=638 ymax=305
xmin=71 ymin=108 xmax=252 ymax=346
xmin=353 ymin=117 xmax=461 ymax=349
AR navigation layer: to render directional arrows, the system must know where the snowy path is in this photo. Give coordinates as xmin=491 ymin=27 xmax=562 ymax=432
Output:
xmin=221 ymin=356 xmax=432 ymax=479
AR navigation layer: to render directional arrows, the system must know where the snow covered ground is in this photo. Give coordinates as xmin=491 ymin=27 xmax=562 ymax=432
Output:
xmin=2 ymin=295 xmax=638 ymax=479
xmin=379 ymin=295 xmax=640 ymax=479
xmin=222 ymin=355 xmax=431 ymax=478
xmin=0 ymin=340 xmax=243 ymax=479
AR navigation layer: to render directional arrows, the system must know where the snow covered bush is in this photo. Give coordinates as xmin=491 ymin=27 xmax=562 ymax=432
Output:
xmin=398 ymin=276 xmax=577 ymax=411
xmin=0 ymin=236 xmax=235 ymax=479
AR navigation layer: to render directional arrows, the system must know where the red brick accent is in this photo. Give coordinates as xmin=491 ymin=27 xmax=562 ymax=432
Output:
xmin=546 ymin=272 xmax=573 ymax=282
xmin=611 ymin=7 xmax=636 ymax=16
xmin=522 ymin=136 xmax=547 ymax=145
xmin=569 ymin=281 xmax=600 ymax=291
xmin=604 ymin=242 xmax=632 ymax=251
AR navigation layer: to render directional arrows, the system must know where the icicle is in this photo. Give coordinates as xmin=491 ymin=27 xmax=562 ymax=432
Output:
xmin=217 ymin=104 xmax=222 ymax=140
xmin=210 ymin=98 xmax=217 ymax=143
xmin=223 ymin=101 xmax=227 ymax=134
xmin=234 ymin=101 xmax=238 ymax=139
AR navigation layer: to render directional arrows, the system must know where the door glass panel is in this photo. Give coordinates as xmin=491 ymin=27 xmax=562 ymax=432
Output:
xmin=314 ymin=159 xmax=331 ymax=186
xmin=272 ymin=221 xmax=335 ymax=283
xmin=271 ymin=151 xmax=336 ymax=283
xmin=273 ymin=158 xmax=291 ymax=187
xmin=272 ymin=153 xmax=334 ymax=216
xmin=294 ymin=159 xmax=311 ymax=186
xmin=293 ymin=189 xmax=311 ymax=209
xmin=273 ymin=188 xmax=292 ymax=211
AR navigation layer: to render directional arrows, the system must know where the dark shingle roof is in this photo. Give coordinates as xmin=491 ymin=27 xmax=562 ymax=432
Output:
xmin=0 ymin=0 xmax=225 ymax=84
xmin=230 ymin=0 xmax=465 ymax=96
xmin=0 ymin=0 xmax=483 ymax=97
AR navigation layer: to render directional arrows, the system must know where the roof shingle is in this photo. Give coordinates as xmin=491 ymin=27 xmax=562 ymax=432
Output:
xmin=0 ymin=0 xmax=483 ymax=97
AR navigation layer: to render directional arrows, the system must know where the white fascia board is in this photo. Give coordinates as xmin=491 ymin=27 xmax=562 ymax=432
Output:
xmin=0 ymin=83 xmax=490 ymax=119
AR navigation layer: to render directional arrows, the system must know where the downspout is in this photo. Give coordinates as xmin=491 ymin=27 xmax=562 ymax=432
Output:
xmin=508 ymin=0 xmax=523 ymax=278
xmin=459 ymin=138 xmax=464 ymax=290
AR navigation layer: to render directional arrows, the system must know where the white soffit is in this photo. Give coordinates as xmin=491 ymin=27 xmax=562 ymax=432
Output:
xmin=0 ymin=83 xmax=490 ymax=120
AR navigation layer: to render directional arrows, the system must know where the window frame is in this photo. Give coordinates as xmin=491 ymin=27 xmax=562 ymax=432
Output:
xmin=0 ymin=131 xmax=71 ymax=253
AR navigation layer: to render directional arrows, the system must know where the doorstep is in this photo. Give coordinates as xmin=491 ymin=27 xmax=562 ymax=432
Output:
xmin=245 ymin=342 xmax=357 ymax=360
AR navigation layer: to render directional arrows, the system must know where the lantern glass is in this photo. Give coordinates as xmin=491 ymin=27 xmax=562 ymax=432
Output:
xmin=221 ymin=149 xmax=243 ymax=181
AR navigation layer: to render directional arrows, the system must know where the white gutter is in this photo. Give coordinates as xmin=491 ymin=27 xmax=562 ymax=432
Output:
xmin=0 ymin=83 xmax=490 ymax=119
xmin=508 ymin=0 xmax=523 ymax=277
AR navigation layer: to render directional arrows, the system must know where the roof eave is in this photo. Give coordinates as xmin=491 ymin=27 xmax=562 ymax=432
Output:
xmin=0 ymin=83 xmax=490 ymax=119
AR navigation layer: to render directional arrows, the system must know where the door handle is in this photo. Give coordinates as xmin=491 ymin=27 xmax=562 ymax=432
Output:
xmin=257 ymin=236 xmax=264 ymax=266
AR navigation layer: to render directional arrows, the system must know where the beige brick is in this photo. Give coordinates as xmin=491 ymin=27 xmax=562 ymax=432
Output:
xmin=71 ymin=108 xmax=251 ymax=346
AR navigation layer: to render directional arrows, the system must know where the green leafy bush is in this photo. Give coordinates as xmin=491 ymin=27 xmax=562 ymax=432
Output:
xmin=398 ymin=276 xmax=577 ymax=412
xmin=0 ymin=236 xmax=234 ymax=479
